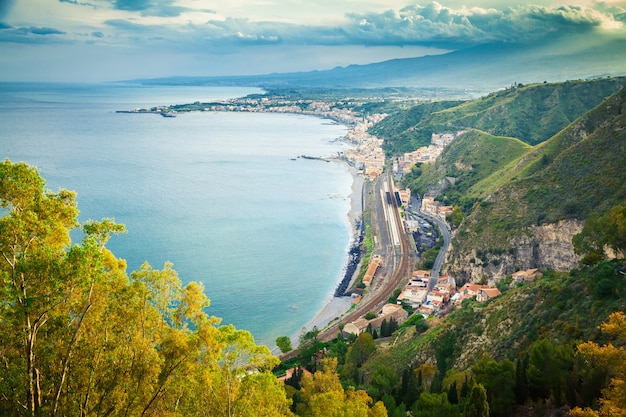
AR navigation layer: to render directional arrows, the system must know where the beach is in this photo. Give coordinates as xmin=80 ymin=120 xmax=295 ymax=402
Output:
xmin=288 ymin=164 xmax=365 ymax=345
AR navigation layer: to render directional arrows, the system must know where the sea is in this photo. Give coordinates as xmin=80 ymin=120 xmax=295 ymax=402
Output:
xmin=0 ymin=82 xmax=355 ymax=347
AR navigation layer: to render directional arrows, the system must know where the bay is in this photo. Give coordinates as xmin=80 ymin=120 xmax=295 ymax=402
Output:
xmin=0 ymin=83 xmax=353 ymax=347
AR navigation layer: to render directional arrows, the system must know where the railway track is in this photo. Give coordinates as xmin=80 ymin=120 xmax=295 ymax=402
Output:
xmin=317 ymin=172 xmax=413 ymax=342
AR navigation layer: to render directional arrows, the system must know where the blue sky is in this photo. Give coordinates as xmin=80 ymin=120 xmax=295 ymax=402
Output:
xmin=1 ymin=0 xmax=625 ymax=81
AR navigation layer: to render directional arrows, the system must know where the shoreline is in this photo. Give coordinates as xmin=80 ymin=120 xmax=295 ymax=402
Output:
xmin=289 ymin=164 xmax=365 ymax=346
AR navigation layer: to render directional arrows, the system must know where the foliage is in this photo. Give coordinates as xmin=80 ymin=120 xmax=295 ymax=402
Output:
xmin=463 ymin=384 xmax=489 ymax=417
xmin=471 ymin=355 xmax=516 ymax=417
xmin=296 ymin=358 xmax=388 ymax=417
xmin=378 ymin=77 xmax=626 ymax=156
xmin=570 ymin=312 xmax=626 ymax=417
xmin=365 ymin=311 xmax=378 ymax=320
xmin=448 ymin=85 xmax=626 ymax=253
xmin=573 ymin=204 xmax=626 ymax=259
xmin=370 ymin=100 xmax=466 ymax=154
xmin=0 ymin=160 xmax=291 ymax=417
xmin=277 ymin=336 xmax=294 ymax=354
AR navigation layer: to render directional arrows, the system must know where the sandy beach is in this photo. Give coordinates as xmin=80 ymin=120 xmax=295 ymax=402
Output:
xmin=289 ymin=164 xmax=365 ymax=345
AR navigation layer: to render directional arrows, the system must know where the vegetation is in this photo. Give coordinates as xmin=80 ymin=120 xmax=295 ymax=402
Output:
xmin=401 ymin=130 xmax=531 ymax=204
xmin=4 ymin=76 xmax=626 ymax=417
xmin=0 ymin=160 xmax=386 ymax=417
xmin=443 ymin=84 xmax=626 ymax=254
xmin=375 ymin=77 xmax=626 ymax=156
xmin=277 ymin=336 xmax=294 ymax=354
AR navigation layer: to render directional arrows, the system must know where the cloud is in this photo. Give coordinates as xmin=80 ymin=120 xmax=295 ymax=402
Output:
xmin=0 ymin=24 xmax=67 ymax=43
xmin=7 ymin=1 xmax=624 ymax=60
xmin=111 ymin=0 xmax=186 ymax=17
xmin=340 ymin=2 xmax=625 ymax=48
xmin=29 ymin=26 xmax=66 ymax=35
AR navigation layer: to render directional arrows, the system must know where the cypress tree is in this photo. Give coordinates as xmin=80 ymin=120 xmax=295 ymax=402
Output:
xmin=381 ymin=319 xmax=389 ymax=337
xmin=464 ymin=384 xmax=489 ymax=417
xmin=448 ymin=381 xmax=459 ymax=404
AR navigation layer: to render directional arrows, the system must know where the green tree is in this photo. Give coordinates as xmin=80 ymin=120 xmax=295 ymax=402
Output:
xmin=526 ymin=339 xmax=574 ymax=406
xmin=276 ymin=336 xmax=293 ymax=354
xmin=471 ymin=356 xmax=516 ymax=417
xmin=0 ymin=160 xmax=292 ymax=417
xmin=412 ymin=392 xmax=459 ymax=417
xmin=573 ymin=204 xmax=626 ymax=260
xmin=369 ymin=366 xmax=399 ymax=401
xmin=463 ymin=384 xmax=489 ymax=417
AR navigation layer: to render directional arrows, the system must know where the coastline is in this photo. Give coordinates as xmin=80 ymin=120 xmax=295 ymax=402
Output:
xmin=290 ymin=164 xmax=365 ymax=345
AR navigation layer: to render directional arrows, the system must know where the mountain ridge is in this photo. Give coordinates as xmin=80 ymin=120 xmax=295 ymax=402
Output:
xmin=127 ymin=35 xmax=626 ymax=94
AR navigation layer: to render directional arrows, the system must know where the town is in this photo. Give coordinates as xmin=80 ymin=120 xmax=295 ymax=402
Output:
xmin=119 ymin=95 xmax=540 ymax=340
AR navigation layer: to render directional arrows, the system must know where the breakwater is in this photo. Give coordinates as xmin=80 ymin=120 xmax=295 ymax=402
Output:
xmin=334 ymin=217 xmax=364 ymax=297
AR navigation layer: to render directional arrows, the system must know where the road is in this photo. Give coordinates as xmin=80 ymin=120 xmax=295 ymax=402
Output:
xmin=408 ymin=196 xmax=451 ymax=290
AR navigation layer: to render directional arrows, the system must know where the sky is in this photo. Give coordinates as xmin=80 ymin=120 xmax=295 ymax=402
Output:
xmin=1 ymin=0 xmax=625 ymax=82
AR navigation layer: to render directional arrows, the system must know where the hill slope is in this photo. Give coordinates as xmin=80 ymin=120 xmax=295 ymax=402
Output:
xmin=446 ymin=85 xmax=626 ymax=281
xmin=375 ymin=77 xmax=626 ymax=154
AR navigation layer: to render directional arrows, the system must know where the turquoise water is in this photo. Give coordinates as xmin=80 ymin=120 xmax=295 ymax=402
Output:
xmin=0 ymin=83 xmax=353 ymax=347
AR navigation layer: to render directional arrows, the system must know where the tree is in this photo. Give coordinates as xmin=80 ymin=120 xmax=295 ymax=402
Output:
xmin=412 ymin=392 xmax=459 ymax=417
xmin=463 ymin=384 xmax=489 ymax=417
xmin=573 ymin=204 xmax=626 ymax=260
xmin=347 ymin=332 xmax=376 ymax=368
xmin=0 ymin=160 xmax=292 ymax=417
xmin=526 ymin=339 xmax=574 ymax=406
xmin=276 ymin=336 xmax=293 ymax=354
xmin=369 ymin=366 xmax=399 ymax=401
xmin=570 ymin=312 xmax=626 ymax=417
xmin=471 ymin=355 xmax=515 ymax=417
xmin=298 ymin=358 xmax=387 ymax=417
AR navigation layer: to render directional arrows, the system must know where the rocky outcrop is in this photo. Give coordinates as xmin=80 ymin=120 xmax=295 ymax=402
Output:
xmin=445 ymin=219 xmax=584 ymax=284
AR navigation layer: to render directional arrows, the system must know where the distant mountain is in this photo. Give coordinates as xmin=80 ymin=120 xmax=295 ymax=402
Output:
xmin=132 ymin=34 xmax=626 ymax=94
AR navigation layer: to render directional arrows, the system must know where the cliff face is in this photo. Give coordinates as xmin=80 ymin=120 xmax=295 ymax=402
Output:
xmin=446 ymin=219 xmax=583 ymax=284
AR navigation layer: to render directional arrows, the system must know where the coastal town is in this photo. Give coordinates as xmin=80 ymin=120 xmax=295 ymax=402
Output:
xmin=118 ymin=95 xmax=537 ymax=343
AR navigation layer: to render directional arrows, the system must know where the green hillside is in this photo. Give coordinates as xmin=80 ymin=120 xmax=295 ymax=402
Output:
xmin=456 ymin=85 xmax=626 ymax=250
xmin=358 ymin=259 xmax=626 ymax=416
xmin=370 ymin=100 xmax=465 ymax=153
xmin=402 ymin=130 xmax=531 ymax=207
xmin=375 ymin=77 xmax=626 ymax=155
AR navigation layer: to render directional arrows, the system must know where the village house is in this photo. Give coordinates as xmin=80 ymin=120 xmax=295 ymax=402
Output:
xmin=477 ymin=287 xmax=502 ymax=302
xmin=398 ymin=286 xmax=428 ymax=308
xmin=458 ymin=283 xmax=490 ymax=299
xmin=457 ymin=282 xmax=502 ymax=303
xmin=397 ymin=188 xmax=411 ymax=207
xmin=511 ymin=268 xmax=543 ymax=286
xmin=344 ymin=303 xmax=409 ymax=335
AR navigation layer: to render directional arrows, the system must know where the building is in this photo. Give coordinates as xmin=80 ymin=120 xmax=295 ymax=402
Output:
xmin=477 ymin=287 xmax=502 ymax=302
xmin=362 ymin=256 xmax=382 ymax=287
xmin=344 ymin=304 xmax=409 ymax=335
xmin=511 ymin=268 xmax=543 ymax=285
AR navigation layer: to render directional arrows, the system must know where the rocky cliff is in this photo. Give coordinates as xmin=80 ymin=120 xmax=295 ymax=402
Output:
xmin=445 ymin=219 xmax=583 ymax=284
